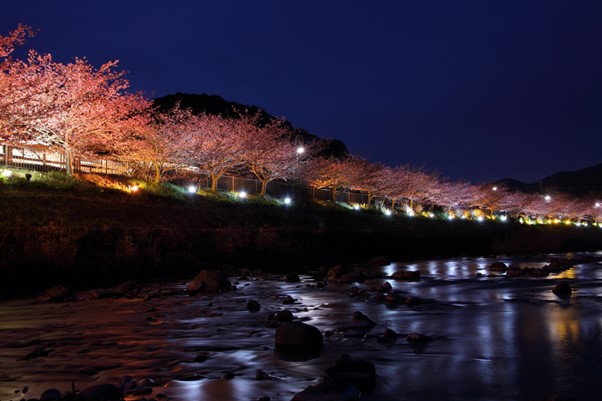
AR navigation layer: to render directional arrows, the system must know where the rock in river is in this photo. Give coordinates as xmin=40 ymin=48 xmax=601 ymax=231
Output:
xmin=187 ymin=270 xmax=231 ymax=294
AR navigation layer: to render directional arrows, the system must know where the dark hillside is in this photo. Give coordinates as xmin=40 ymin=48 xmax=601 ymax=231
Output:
xmin=496 ymin=163 xmax=602 ymax=196
xmin=153 ymin=92 xmax=349 ymax=159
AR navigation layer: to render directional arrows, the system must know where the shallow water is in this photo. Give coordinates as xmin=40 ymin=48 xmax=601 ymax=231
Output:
xmin=1 ymin=253 xmax=602 ymax=401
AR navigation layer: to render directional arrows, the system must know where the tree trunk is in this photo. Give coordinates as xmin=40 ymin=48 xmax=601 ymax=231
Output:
xmin=153 ymin=163 xmax=161 ymax=184
xmin=331 ymin=186 xmax=337 ymax=203
xmin=65 ymin=149 xmax=73 ymax=175
xmin=211 ymin=173 xmax=218 ymax=193
xmin=260 ymin=180 xmax=268 ymax=197
xmin=367 ymin=192 xmax=372 ymax=208
xmin=391 ymin=199 xmax=396 ymax=210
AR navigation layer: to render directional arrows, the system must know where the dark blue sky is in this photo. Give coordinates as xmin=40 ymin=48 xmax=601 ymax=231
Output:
xmin=2 ymin=0 xmax=601 ymax=183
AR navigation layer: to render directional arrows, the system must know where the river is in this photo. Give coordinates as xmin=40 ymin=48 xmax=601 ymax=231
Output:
xmin=1 ymin=253 xmax=601 ymax=401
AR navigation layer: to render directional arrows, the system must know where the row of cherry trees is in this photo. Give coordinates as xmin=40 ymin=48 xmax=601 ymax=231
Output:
xmin=1 ymin=25 xmax=600 ymax=223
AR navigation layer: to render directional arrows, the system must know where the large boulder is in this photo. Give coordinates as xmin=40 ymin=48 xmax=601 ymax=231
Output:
xmin=323 ymin=354 xmax=377 ymax=392
xmin=327 ymin=265 xmax=366 ymax=283
xmin=275 ymin=322 xmax=323 ymax=351
xmin=36 ymin=285 xmax=75 ymax=303
xmin=488 ymin=262 xmax=508 ymax=272
xmin=552 ymin=282 xmax=572 ymax=298
xmin=186 ymin=270 xmax=231 ymax=294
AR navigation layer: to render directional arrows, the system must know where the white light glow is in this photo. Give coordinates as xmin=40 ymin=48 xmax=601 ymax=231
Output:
xmin=500 ymin=215 xmax=508 ymax=222
xmin=187 ymin=185 xmax=197 ymax=194
xmin=296 ymin=146 xmax=305 ymax=155
xmin=447 ymin=215 xmax=455 ymax=220
xmin=238 ymin=191 xmax=247 ymax=199
xmin=1 ymin=170 xmax=12 ymax=178
xmin=384 ymin=209 xmax=392 ymax=216
xmin=492 ymin=186 xmax=498 ymax=191
xmin=129 ymin=185 xmax=139 ymax=192
xmin=477 ymin=216 xmax=484 ymax=222
xmin=283 ymin=197 xmax=292 ymax=205
xmin=544 ymin=195 xmax=551 ymax=202
xmin=353 ymin=204 xmax=360 ymax=210
xmin=595 ymin=202 xmax=601 ymax=208
xmin=429 ymin=212 xmax=435 ymax=218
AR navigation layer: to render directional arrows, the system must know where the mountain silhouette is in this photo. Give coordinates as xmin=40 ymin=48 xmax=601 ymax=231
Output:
xmin=496 ymin=163 xmax=602 ymax=196
xmin=152 ymin=92 xmax=348 ymax=159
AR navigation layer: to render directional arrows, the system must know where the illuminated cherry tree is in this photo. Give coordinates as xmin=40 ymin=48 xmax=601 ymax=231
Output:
xmin=346 ymin=158 xmax=385 ymax=207
xmin=238 ymin=114 xmax=301 ymax=196
xmin=126 ymin=105 xmax=203 ymax=183
xmin=2 ymin=51 xmax=148 ymax=174
xmin=303 ymin=156 xmax=361 ymax=203
xmin=187 ymin=113 xmax=247 ymax=193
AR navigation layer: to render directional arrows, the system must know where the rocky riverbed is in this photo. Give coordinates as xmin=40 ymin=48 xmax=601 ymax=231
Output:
xmin=1 ymin=253 xmax=602 ymax=401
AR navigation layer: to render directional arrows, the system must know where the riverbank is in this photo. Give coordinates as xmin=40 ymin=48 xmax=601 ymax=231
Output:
xmin=2 ymin=175 xmax=602 ymax=295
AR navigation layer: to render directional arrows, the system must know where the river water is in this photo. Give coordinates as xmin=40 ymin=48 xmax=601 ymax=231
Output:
xmin=1 ymin=253 xmax=601 ymax=401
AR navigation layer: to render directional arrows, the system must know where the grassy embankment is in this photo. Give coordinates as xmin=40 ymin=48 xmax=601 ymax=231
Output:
xmin=1 ymin=169 xmax=602 ymax=294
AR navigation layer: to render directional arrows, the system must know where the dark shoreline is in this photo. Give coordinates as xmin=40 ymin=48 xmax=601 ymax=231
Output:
xmin=2 ymin=221 xmax=602 ymax=298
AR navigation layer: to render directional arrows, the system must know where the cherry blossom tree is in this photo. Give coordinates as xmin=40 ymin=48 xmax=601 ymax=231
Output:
xmin=302 ymin=156 xmax=360 ymax=203
xmin=125 ymin=105 xmax=203 ymax=183
xmin=187 ymin=113 xmax=247 ymax=193
xmin=435 ymin=180 xmax=479 ymax=216
xmin=238 ymin=114 xmax=300 ymax=196
xmin=346 ymin=158 xmax=385 ymax=208
xmin=2 ymin=51 xmax=149 ymax=174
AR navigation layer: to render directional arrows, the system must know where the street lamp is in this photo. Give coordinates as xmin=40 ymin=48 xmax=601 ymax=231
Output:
xmin=544 ymin=195 xmax=551 ymax=203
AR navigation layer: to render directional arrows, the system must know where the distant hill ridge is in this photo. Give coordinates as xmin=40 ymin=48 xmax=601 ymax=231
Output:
xmin=496 ymin=163 xmax=602 ymax=196
xmin=152 ymin=92 xmax=348 ymax=159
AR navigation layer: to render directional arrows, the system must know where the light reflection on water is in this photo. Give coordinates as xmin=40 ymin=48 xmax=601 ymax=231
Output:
xmin=0 ymin=253 xmax=601 ymax=401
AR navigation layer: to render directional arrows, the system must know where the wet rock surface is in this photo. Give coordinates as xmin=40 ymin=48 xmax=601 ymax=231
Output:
xmin=2 ymin=254 xmax=602 ymax=401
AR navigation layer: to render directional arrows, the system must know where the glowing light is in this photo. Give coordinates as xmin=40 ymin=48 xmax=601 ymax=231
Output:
xmin=519 ymin=217 xmax=524 ymax=224
xmin=384 ymin=209 xmax=392 ymax=216
xmin=500 ymin=215 xmax=508 ymax=222
xmin=492 ymin=186 xmax=498 ymax=191
xmin=187 ymin=185 xmax=197 ymax=194
xmin=405 ymin=207 xmax=415 ymax=217
xmin=429 ymin=212 xmax=435 ymax=218
xmin=544 ymin=195 xmax=551 ymax=203
xmin=1 ymin=170 xmax=11 ymax=178
xmin=129 ymin=184 xmax=139 ymax=192
xmin=595 ymin=202 xmax=601 ymax=208
xmin=553 ymin=219 xmax=561 ymax=224
xmin=575 ymin=221 xmax=581 ymax=227
xmin=283 ymin=197 xmax=292 ymax=205
xmin=353 ymin=204 xmax=360 ymax=210
xmin=477 ymin=216 xmax=484 ymax=222
xmin=238 ymin=191 xmax=247 ymax=199
xmin=582 ymin=222 xmax=588 ymax=227
xmin=564 ymin=219 xmax=572 ymax=225
xmin=447 ymin=214 xmax=455 ymax=220
xmin=296 ymin=146 xmax=305 ymax=155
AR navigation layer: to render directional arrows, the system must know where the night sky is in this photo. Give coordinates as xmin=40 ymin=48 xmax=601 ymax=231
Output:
xmin=2 ymin=0 xmax=601 ymax=183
